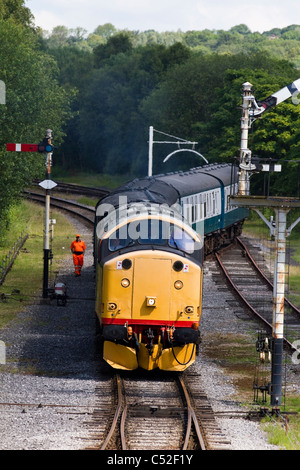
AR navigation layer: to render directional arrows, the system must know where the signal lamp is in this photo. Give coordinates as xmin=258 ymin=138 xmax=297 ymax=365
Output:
xmin=146 ymin=296 xmax=156 ymax=307
xmin=38 ymin=143 xmax=53 ymax=152
xmin=192 ymin=322 xmax=199 ymax=330
xmin=121 ymin=278 xmax=130 ymax=288
xmin=174 ymin=280 xmax=183 ymax=290
xmin=38 ymin=138 xmax=53 ymax=153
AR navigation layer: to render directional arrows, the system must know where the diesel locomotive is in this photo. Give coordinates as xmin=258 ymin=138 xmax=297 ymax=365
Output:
xmin=94 ymin=163 xmax=248 ymax=371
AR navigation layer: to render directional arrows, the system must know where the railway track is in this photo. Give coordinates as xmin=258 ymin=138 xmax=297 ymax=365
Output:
xmin=24 ymin=183 xmax=233 ymax=451
xmin=24 ymin=184 xmax=288 ymax=448
xmin=23 ymin=190 xmax=95 ymax=226
xmin=86 ymin=371 xmax=231 ymax=451
xmin=214 ymin=237 xmax=300 ymax=354
xmin=32 ymin=180 xmax=110 ymax=198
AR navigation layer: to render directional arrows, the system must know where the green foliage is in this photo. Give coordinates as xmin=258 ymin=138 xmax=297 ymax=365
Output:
xmin=93 ymin=32 xmax=133 ymax=65
xmin=43 ymin=19 xmax=300 ymax=184
xmin=0 ymin=0 xmax=33 ymax=28
xmin=42 ymin=22 xmax=300 ymax=67
xmin=0 ymin=8 xmax=74 ymax=235
xmin=3 ymin=10 xmax=300 ymax=236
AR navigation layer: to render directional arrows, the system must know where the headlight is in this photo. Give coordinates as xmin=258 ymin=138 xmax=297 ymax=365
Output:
xmin=121 ymin=278 xmax=130 ymax=288
xmin=174 ymin=280 xmax=183 ymax=290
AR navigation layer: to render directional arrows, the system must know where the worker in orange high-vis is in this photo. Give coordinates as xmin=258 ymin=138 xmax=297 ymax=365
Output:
xmin=70 ymin=234 xmax=86 ymax=276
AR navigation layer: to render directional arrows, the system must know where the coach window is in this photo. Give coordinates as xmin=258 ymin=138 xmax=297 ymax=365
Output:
xmin=191 ymin=198 xmax=195 ymax=223
xmin=212 ymin=191 xmax=216 ymax=215
xmin=195 ymin=195 xmax=200 ymax=222
xmin=199 ymin=197 xmax=202 ymax=220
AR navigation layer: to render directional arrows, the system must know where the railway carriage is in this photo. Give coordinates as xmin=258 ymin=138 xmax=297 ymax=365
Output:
xmin=94 ymin=163 xmax=248 ymax=371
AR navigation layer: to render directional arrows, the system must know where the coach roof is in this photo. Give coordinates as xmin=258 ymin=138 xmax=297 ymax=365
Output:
xmin=97 ymin=163 xmax=236 ymax=209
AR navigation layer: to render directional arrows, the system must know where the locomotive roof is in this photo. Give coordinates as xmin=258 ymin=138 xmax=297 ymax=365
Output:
xmin=97 ymin=163 xmax=237 ymax=209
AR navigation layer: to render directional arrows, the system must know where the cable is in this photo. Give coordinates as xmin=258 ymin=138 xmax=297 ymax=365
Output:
xmin=171 ymin=343 xmax=196 ymax=366
xmin=153 ymin=128 xmax=195 ymax=143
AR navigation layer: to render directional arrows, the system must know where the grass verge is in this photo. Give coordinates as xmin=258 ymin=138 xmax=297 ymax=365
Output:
xmin=0 ymin=200 xmax=76 ymax=328
xmin=52 ymin=169 xmax=130 ymax=189
xmin=202 ymin=331 xmax=300 ymax=449
xmin=243 ymin=211 xmax=300 ymax=309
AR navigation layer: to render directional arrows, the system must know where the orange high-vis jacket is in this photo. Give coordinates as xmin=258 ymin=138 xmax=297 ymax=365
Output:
xmin=70 ymin=240 xmax=86 ymax=254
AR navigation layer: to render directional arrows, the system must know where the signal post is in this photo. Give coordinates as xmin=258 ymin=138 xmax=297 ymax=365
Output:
xmin=41 ymin=129 xmax=55 ymax=298
xmin=233 ymin=78 xmax=300 ymax=406
xmin=7 ymin=129 xmax=56 ymax=299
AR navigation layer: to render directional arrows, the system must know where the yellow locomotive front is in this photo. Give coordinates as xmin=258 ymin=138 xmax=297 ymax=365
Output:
xmin=95 ymin=205 xmax=203 ymax=371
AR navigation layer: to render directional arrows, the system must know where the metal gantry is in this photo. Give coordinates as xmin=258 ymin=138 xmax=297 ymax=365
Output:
xmin=148 ymin=126 xmax=207 ymax=176
xmin=232 ymin=77 xmax=300 ymax=406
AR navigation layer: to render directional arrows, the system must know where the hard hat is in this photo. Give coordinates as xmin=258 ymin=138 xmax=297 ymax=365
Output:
xmin=76 ymin=234 xmax=80 ymax=238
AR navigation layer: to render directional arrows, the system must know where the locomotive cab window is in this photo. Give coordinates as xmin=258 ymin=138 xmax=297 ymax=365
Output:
xmin=169 ymin=225 xmax=196 ymax=254
xmin=108 ymin=220 xmax=202 ymax=259
xmin=108 ymin=229 xmax=134 ymax=251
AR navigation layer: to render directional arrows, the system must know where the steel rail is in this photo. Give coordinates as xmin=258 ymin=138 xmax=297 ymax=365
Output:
xmin=120 ymin=375 xmax=207 ymax=451
xmin=120 ymin=403 xmax=128 ymax=450
xmin=24 ymin=191 xmax=95 ymax=225
xmin=214 ymin=249 xmax=297 ymax=354
xmin=177 ymin=375 xmax=207 ymax=450
xmin=100 ymin=374 xmax=124 ymax=450
xmin=237 ymin=236 xmax=300 ymax=317
xmin=24 ymin=190 xmax=95 ymax=212
xmin=32 ymin=179 xmax=110 ymax=198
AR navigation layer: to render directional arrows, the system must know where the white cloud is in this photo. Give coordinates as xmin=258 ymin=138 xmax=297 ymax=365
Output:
xmin=26 ymin=0 xmax=300 ymax=34
xmin=32 ymin=10 xmax=66 ymax=32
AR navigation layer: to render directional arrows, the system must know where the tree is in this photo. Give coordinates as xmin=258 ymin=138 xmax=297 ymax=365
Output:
xmin=77 ymin=43 xmax=192 ymax=175
xmin=229 ymin=24 xmax=251 ymax=35
xmin=93 ymin=23 xmax=116 ymax=40
xmin=93 ymin=32 xmax=133 ymax=65
xmin=0 ymin=0 xmax=33 ymax=27
xmin=140 ymin=52 xmax=300 ymax=176
xmin=0 ymin=19 xmax=74 ymax=235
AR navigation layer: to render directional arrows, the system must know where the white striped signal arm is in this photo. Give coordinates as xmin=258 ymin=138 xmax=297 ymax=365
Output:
xmin=250 ymin=78 xmax=300 ymax=117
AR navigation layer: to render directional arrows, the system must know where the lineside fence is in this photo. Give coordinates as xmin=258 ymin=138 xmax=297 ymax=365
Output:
xmin=0 ymin=231 xmax=28 ymax=286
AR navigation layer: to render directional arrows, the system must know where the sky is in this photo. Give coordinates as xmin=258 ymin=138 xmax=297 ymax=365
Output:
xmin=25 ymin=0 xmax=300 ymax=35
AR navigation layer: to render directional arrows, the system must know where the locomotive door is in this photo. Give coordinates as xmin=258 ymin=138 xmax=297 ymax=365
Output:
xmin=132 ymin=257 xmax=171 ymax=321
